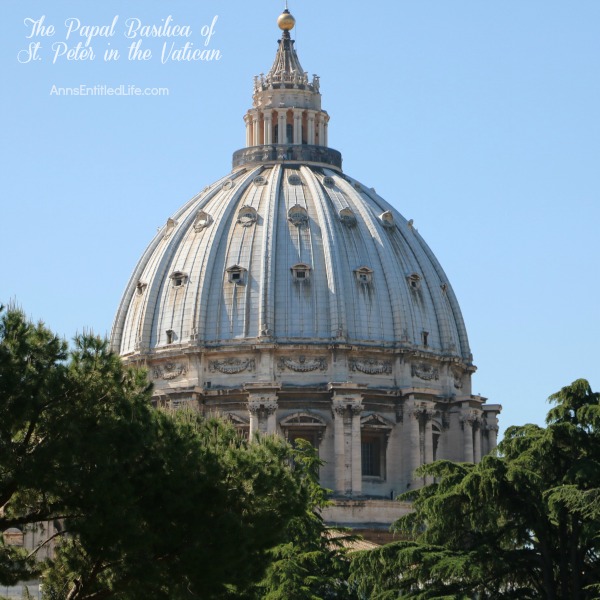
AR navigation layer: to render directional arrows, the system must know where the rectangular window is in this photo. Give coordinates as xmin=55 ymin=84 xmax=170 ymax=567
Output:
xmin=362 ymin=436 xmax=381 ymax=477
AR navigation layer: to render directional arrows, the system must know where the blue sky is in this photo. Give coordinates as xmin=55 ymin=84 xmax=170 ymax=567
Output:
xmin=1 ymin=1 xmax=599 ymax=438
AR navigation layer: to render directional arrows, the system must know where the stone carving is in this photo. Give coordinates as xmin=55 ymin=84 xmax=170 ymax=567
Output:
xmin=409 ymin=404 xmax=436 ymax=421
xmin=350 ymin=358 xmax=392 ymax=375
xmin=332 ymin=398 xmax=363 ymax=417
xmin=452 ymin=369 xmax=463 ymax=389
xmin=461 ymin=410 xmax=481 ymax=426
xmin=248 ymin=397 xmax=278 ymax=415
xmin=411 ymin=363 xmax=439 ymax=381
xmin=193 ymin=210 xmax=213 ymax=232
xmin=278 ymin=356 xmax=326 ymax=372
xmin=152 ymin=362 xmax=187 ymax=380
xmin=163 ymin=218 xmax=177 ymax=239
xmin=209 ymin=358 xmax=255 ymax=374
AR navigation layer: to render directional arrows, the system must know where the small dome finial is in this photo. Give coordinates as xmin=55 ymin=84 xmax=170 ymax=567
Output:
xmin=277 ymin=7 xmax=296 ymax=31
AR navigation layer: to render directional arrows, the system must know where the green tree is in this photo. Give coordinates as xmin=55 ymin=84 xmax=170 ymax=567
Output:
xmin=350 ymin=379 xmax=600 ymax=599
xmin=0 ymin=307 xmax=308 ymax=599
xmin=242 ymin=439 xmax=359 ymax=600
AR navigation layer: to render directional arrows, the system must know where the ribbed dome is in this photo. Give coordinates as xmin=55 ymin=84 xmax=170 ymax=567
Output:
xmin=111 ymin=165 xmax=471 ymax=361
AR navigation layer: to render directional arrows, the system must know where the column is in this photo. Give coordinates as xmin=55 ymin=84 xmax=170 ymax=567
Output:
xmin=332 ymin=401 xmax=346 ymax=494
xmin=278 ymin=112 xmax=286 ymax=144
xmin=265 ymin=399 xmax=278 ymax=434
xmin=248 ymin=401 xmax=260 ymax=438
xmin=317 ymin=115 xmax=325 ymax=147
xmin=324 ymin=118 xmax=329 ymax=147
xmin=407 ymin=403 xmax=422 ymax=488
xmin=293 ymin=109 xmax=302 ymax=145
xmin=330 ymin=385 xmax=365 ymax=497
xmin=244 ymin=114 xmax=252 ymax=147
xmin=423 ymin=407 xmax=435 ymax=484
xmin=307 ymin=111 xmax=315 ymax=145
xmin=247 ymin=391 xmax=279 ymax=438
xmin=252 ymin=112 xmax=260 ymax=147
xmin=264 ymin=112 xmax=273 ymax=145
xmin=461 ymin=411 xmax=475 ymax=463
xmin=351 ymin=402 xmax=363 ymax=496
xmin=473 ymin=420 xmax=482 ymax=463
xmin=487 ymin=424 xmax=498 ymax=452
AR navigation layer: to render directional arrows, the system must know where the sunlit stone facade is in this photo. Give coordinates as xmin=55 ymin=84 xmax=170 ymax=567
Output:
xmin=111 ymin=9 xmax=500 ymax=527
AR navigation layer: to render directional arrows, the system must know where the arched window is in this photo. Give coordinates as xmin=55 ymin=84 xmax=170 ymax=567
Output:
xmin=280 ymin=412 xmax=326 ymax=449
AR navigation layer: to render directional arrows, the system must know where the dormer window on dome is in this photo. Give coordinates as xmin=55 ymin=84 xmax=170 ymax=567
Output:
xmin=193 ymin=210 xmax=213 ymax=232
xmin=380 ymin=211 xmax=395 ymax=228
xmin=237 ymin=206 xmax=258 ymax=227
xmin=227 ymin=265 xmax=247 ymax=285
xmin=339 ymin=207 xmax=357 ymax=228
xmin=408 ymin=273 xmax=422 ymax=290
xmin=170 ymin=271 xmax=188 ymax=288
xmin=291 ymin=263 xmax=311 ymax=283
xmin=355 ymin=266 xmax=373 ymax=285
xmin=163 ymin=218 xmax=177 ymax=239
xmin=288 ymin=204 xmax=308 ymax=227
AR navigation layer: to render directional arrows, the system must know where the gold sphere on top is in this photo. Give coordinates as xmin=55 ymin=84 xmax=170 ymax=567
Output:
xmin=277 ymin=9 xmax=296 ymax=31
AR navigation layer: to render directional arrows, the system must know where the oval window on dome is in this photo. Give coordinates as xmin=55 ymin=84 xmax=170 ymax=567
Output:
xmin=323 ymin=176 xmax=335 ymax=187
xmin=288 ymin=174 xmax=302 ymax=185
xmin=253 ymin=175 xmax=267 ymax=186
xmin=237 ymin=206 xmax=258 ymax=228
xmin=221 ymin=179 xmax=235 ymax=191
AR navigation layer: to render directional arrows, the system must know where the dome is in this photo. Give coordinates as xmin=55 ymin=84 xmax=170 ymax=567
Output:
xmin=112 ymin=164 xmax=470 ymax=359
xmin=111 ymin=9 xmax=500 ymax=527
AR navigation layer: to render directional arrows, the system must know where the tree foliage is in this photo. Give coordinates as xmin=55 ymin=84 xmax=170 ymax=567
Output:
xmin=350 ymin=379 xmax=600 ymax=599
xmin=0 ymin=307 xmax=309 ymax=599
xmin=241 ymin=439 xmax=359 ymax=600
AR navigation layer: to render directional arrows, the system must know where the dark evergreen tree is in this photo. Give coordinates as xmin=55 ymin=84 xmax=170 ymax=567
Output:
xmin=0 ymin=307 xmax=308 ymax=599
xmin=241 ymin=439 xmax=359 ymax=600
xmin=350 ymin=379 xmax=600 ymax=599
